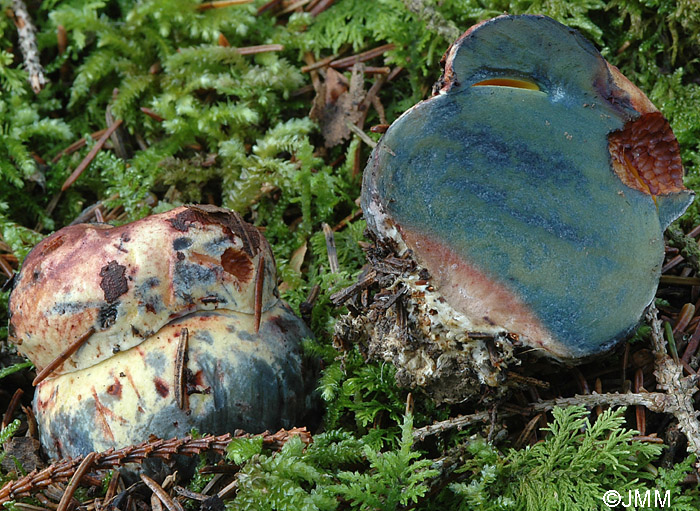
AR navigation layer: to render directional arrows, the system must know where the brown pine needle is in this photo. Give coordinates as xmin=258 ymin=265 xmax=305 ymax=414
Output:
xmin=51 ymin=129 xmax=107 ymax=164
xmin=140 ymin=475 xmax=184 ymax=511
xmin=254 ymin=253 xmax=265 ymax=333
xmin=330 ymin=43 xmax=395 ymax=69
xmin=197 ymin=0 xmax=253 ymax=10
xmin=140 ymin=107 xmax=165 ymax=122
xmin=56 ymin=452 xmax=96 ymax=511
xmin=236 ymin=44 xmax=284 ymax=55
xmin=174 ymin=328 xmax=189 ymax=410
xmin=32 ymin=328 xmax=96 ymax=386
xmin=61 ymin=120 xmax=123 ymax=191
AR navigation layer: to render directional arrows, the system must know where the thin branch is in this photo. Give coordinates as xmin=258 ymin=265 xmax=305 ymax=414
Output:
xmin=61 ymin=120 xmax=124 ymax=191
xmin=11 ymin=0 xmax=46 ymax=93
xmin=401 ymin=0 xmax=461 ymax=42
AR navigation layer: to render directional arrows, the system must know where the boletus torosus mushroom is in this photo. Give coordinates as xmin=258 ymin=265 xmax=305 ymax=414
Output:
xmin=9 ymin=205 xmax=314 ymax=458
xmin=354 ymin=15 xmax=694 ymax=402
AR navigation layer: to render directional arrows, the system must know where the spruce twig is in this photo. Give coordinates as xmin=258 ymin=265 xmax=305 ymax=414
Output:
xmin=413 ymin=411 xmax=496 ymax=441
xmin=10 ymin=0 xmax=46 ymax=93
xmin=0 ymin=428 xmax=311 ymax=505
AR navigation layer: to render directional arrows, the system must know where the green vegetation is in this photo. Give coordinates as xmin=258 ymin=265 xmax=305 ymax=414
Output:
xmin=1 ymin=0 xmax=700 ymax=509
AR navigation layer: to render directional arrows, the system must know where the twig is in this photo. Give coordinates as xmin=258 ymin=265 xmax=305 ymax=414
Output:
xmin=197 ymin=0 xmax=253 ymax=10
xmin=330 ymin=269 xmax=377 ymax=305
xmin=330 ymin=44 xmax=395 ymax=69
xmin=659 ymin=275 xmax=700 ymax=286
xmin=174 ymin=328 xmax=189 ymax=411
xmin=412 ymin=410 xmax=496 ymax=441
xmin=0 ymin=428 xmax=311 ymax=505
xmin=308 ymin=0 xmax=334 ymax=16
xmin=401 ymin=0 xmax=461 ymax=42
xmin=279 ymin=0 xmax=311 ymax=15
xmin=11 ymin=0 xmax=46 ymax=93
xmin=51 ymin=129 xmax=108 ymax=164
xmin=140 ymin=107 xmax=164 ymax=122
xmin=236 ymin=44 xmax=284 ymax=55
xmin=257 ymin=0 xmax=283 ymax=15
xmin=2 ymin=388 xmax=23 ymax=428
xmin=61 ymin=120 xmax=124 ymax=191
xmin=346 ymin=122 xmax=377 ymax=149
xmin=253 ymin=254 xmax=265 ymax=333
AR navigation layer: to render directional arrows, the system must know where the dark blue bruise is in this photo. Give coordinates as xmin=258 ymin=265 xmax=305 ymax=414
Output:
xmin=172 ymin=237 xmax=193 ymax=251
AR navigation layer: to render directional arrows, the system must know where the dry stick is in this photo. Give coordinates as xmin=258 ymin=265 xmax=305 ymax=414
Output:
xmin=236 ymin=44 xmax=284 ymax=55
xmin=216 ymin=479 xmax=239 ymax=500
xmin=56 ymin=452 xmax=96 ymax=511
xmin=346 ymin=122 xmax=377 ymax=149
xmin=322 ymin=223 xmax=340 ymax=273
xmin=659 ymin=275 xmax=700 ymax=286
xmin=305 ymin=0 xmax=322 ymax=12
xmin=2 ymin=388 xmax=23 ymax=428
xmin=197 ymin=0 xmax=253 ymax=10
xmin=174 ymin=328 xmax=189 ymax=410
xmin=0 ymin=255 xmax=14 ymax=279
xmin=141 ymin=107 xmax=165 ymax=122
xmin=0 ymin=429 xmax=311 ymax=505
xmin=51 ymin=129 xmax=108 ymax=164
xmin=11 ymin=0 xmax=46 ymax=93
xmin=412 ymin=410 xmax=497 ymax=441
xmin=279 ymin=0 xmax=311 ymax=15
xmin=151 ymin=493 xmax=164 ymax=511
xmin=301 ymin=54 xmax=337 ymax=73
xmin=103 ymin=471 xmax=121 ymax=505
xmin=634 ymin=368 xmax=646 ymax=436
xmin=32 ymin=328 xmax=96 ymax=386
xmin=140 ymin=475 xmax=184 ymax=511
xmin=330 ymin=43 xmax=395 ymax=69
xmin=253 ymin=254 xmax=265 ymax=333
xmin=308 ymin=0 xmax=334 ymax=16
xmin=61 ymin=120 xmax=124 ymax=191
xmin=401 ymin=0 xmax=461 ymax=41
xmin=257 ymin=0 xmax=284 ymax=15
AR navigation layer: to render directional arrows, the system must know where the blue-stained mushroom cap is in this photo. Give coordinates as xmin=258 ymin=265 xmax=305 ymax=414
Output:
xmin=362 ymin=14 xmax=694 ymax=360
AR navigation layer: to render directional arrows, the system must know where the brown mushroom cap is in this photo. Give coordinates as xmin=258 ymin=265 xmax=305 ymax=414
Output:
xmin=9 ymin=205 xmax=277 ymax=376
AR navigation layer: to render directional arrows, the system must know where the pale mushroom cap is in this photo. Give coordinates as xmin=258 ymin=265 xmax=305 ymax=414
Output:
xmin=10 ymin=205 xmax=277 ymax=375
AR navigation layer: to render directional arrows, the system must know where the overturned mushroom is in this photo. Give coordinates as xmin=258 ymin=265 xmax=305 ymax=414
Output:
xmin=349 ymin=15 xmax=694 ymax=402
xmin=9 ymin=205 xmax=314 ymax=458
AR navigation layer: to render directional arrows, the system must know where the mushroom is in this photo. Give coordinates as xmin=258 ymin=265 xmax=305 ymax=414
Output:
xmin=355 ymin=15 xmax=694 ymax=401
xmin=9 ymin=205 xmax=314 ymax=458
